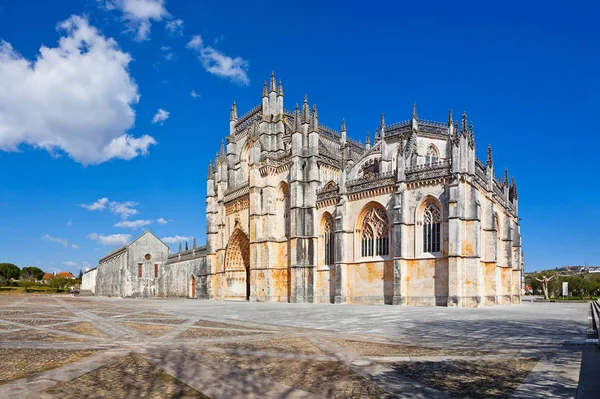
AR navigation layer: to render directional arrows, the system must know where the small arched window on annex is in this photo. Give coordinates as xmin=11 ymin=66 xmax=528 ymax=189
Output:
xmin=417 ymin=197 xmax=442 ymax=255
xmin=320 ymin=212 xmax=335 ymax=267
xmin=425 ymin=145 xmax=440 ymax=165
xmin=356 ymin=202 xmax=390 ymax=258
xmin=277 ymin=181 xmax=291 ymax=239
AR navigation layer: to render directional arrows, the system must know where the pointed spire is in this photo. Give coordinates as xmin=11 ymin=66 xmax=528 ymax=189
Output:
xmin=341 ymin=118 xmax=346 ymax=132
xmin=302 ymin=94 xmax=310 ymax=123
xmin=207 ymin=160 xmax=213 ymax=180
xmin=453 ymin=121 xmax=459 ymax=146
xmin=412 ymin=102 xmax=418 ymax=120
xmin=269 ymin=71 xmax=276 ymax=92
xmin=277 ymin=80 xmax=283 ymax=96
xmin=448 ymin=109 xmax=453 ymax=127
xmin=380 ymin=113 xmax=385 ymax=131
xmin=178 ymin=242 xmax=182 ymax=253
xmin=293 ymin=103 xmax=300 ymax=131
xmin=486 ymin=145 xmax=493 ymax=168
xmin=311 ymin=104 xmax=318 ymax=130
xmin=230 ymin=101 xmax=237 ymax=121
xmin=193 ymin=237 xmax=197 ymax=249
xmin=219 ymin=139 xmax=226 ymax=160
xmin=504 ymin=169 xmax=509 ymax=186
xmin=461 ymin=112 xmax=467 ymax=136
xmin=365 ymin=132 xmax=371 ymax=146
xmin=469 ymin=122 xmax=475 ymax=148
xmin=262 ymin=81 xmax=268 ymax=97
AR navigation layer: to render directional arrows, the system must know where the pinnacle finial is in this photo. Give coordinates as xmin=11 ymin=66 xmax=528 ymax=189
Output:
xmin=269 ymin=71 xmax=276 ymax=92
xmin=219 ymin=139 xmax=226 ymax=159
xmin=302 ymin=95 xmax=310 ymax=123
xmin=448 ymin=109 xmax=453 ymax=127
xmin=366 ymin=132 xmax=370 ymax=145
xmin=294 ymin=103 xmax=300 ymax=131
xmin=412 ymin=102 xmax=418 ymax=119
xmin=341 ymin=118 xmax=346 ymax=132
xmin=230 ymin=101 xmax=238 ymax=121
xmin=207 ymin=160 xmax=213 ymax=180
xmin=486 ymin=145 xmax=493 ymax=168
xmin=469 ymin=122 xmax=474 ymax=147
xmin=380 ymin=113 xmax=385 ymax=131
xmin=178 ymin=242 xmax=182 ymax=253
xmin=193 ymin=237 xmax=197 ymax=249
xmin=311 ymin=104 xmax=318 ymax=130
xmin=461 ymin=112 xmax=467 ymax=135
xmin=262 ymin=81 xmax=268 ymax=97
xmin=504 ymin=169 xmax=509 ymax=186
xmin=277 ymin=80 xmax=283 ymax=96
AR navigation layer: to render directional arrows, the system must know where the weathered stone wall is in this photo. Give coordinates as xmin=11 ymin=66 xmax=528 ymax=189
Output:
xmin=158 ymin=253 xmax=208 ymax=298
xmin=95 ymin=249 xmax=126 ymax=297
xmin=81 ymin=268 xmax=97 ymax=293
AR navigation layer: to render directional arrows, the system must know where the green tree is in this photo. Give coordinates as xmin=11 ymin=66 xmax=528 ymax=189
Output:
xmin=48 ymin=277 xmax=68 ymax=293
xmin=20 ymin=266 xmax=45 ymax=281
xmin=78 ymin=269 xmax=83 ymax=283
xmin=0 ymin=263 xmax=20 ymax=284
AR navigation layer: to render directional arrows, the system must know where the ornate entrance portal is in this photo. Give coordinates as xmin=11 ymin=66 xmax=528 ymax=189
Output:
xmin=224 ymin=229 xmax=250 ymax=300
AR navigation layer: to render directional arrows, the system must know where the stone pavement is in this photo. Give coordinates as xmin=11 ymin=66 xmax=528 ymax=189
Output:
xmin=0 ymin=296 xmax=593 ymax=398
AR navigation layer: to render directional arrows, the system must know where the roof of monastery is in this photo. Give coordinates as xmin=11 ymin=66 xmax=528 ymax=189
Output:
xmin=98 ymin=230 xmax=168 ymax=264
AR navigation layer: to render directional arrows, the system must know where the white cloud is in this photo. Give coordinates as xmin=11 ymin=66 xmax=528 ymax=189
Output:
xmin=152 ymin=108 xmax=170 ymax=124
xmin=64 ymin=261 xmax=77 ymax=267
xmin=72 ymin=244 xmax=79 ymax=249
xmin=190 ymin=90 xmax=200 ymax=98
xmin=42 ymin=234 xmax=69 ymax=247
xmin=186 ymin=35 xmax=249 ymax=85
xmin=115 ymin=219 xmax=152 ymax=229
xmin=161 ymin=235 xmax=193 ymax=244
xmin=81 ymin=197 xmax=109 ymax=211
xmin=87 ymin=232 xmax=131 ymax=246
xmin=67 ymin=221 xmax=73 ymax=226
xmin=156 ymin=217 xmax=168 ymax=224
xmin=109 ymin=200 xmax=139 ymax=219
xmin=160 ymin=45 xmax=173 ymax=60
xmin=105 ymin=0 xmax=170 ymax=41
xmin=166 ymin=19 xmax=184 ymax=36
xmin=0 ymin=16 xmax=156 ymax=165
xmin=80 ymin=197 xmax=139 ymax=219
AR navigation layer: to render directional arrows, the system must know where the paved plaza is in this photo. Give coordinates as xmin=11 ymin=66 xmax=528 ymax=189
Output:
xmin=0 ymin=296 xmax=595 ymax=398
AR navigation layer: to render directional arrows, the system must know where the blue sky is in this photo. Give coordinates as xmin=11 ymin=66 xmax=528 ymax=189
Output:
xmin=0 ymin=0 xmax=598 ymax=274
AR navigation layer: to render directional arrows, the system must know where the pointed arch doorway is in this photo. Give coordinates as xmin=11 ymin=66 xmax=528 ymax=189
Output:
xmin=189 ymin=275 xmax=196 ymax=298
xmin=224 ymin=229 xmax=251 ymax=301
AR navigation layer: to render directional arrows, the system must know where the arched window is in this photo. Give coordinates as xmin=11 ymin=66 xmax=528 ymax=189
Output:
xmin=423 ymin=202 xmax=441 ymax=252
xmin=425 ymin=146 xmax=439 ymax=165
xmin=495 ymin=213 xmax=501 ymax=264
xmin=277 ymin=182 xmax=291 ymax=239
xmin=359 ymin=205 xmax=390 ymax=257
xmin=322 ymin=214 xmax=335 ymax=266
xmin=240 ymin=142 xmax=251 ymax=182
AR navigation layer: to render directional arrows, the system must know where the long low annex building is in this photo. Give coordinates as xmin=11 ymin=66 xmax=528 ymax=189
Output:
xmin=82 ymin=73 xmax=523 ymax=307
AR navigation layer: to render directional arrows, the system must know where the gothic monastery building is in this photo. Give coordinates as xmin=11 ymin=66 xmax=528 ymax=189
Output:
xmin=82 ymin=73 xmax=523 ymax=307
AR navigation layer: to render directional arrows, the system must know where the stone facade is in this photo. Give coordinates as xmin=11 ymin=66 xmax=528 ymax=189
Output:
xmin=88 ymin=73 xmax=523 ymax=307
xmin=202 ymin=73 xmax=523 ymax=307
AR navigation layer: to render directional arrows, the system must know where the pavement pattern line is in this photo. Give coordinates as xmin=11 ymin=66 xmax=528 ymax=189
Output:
xmin=0 ymin=296 xmax=594 ymax=398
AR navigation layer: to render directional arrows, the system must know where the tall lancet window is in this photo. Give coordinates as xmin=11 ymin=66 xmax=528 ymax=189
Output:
xmin=425 ymin=146 xmax=439 ymax=165
xmin=360 ymin=205 xmax=390 ymax=257
xmin=423 ymin=202 xmax=441 ymax=253
xmin=322 ymin=213 xmax=335 ymax=266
